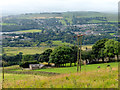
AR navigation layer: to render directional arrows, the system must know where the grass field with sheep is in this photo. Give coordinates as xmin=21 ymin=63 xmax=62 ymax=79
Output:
xmin=2 ymin=62 xmax=119 ymax=88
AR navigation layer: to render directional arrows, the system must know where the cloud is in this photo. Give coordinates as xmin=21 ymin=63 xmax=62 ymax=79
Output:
xmin=0 ymin=0 xmax=119 ymax=14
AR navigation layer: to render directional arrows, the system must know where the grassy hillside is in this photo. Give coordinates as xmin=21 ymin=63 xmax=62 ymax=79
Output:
xmin=34 ymin=62 xmax=118 ymax=73
xmin=52 ymin=41 xmax=73 ymax=46
xmin=9 ymin=13 xmax=63 ymax=19
xmin=3 ymin=47 xmax=55 ymax=56
xmin=3 ymin=62 xmax=118 ymax=88
xmin=7 ymin=62 xmax=118 ymax=74
xmin=3 ymin=45 xmax=92 ymax=56
xmin=3 ymin=11 xmax=117 ymax=21
xmin=63 ymin=11 xmax=117 ymax=21
xmin=2 ymin=11 xmax=117 ymax=32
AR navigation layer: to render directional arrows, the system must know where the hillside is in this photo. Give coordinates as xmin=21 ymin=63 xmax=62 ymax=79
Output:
xmin=2 ymin=11 xmax=117 ymax=32
xmin=2 ymin=11 xmax=118 ymax=47
xmin=3 ymin=62 xmax=118 ymax=88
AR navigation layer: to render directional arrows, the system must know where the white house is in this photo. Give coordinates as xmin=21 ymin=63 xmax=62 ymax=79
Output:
xmin=29 ymin=64 xmax=45 ymax=70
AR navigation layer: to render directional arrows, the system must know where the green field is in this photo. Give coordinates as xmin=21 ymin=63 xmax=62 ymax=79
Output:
xmin=16 ymin=29 xmax=42 ymax=33
xmin=3 ymin=47 xmax=55 ymax=56
xmin=0 ymin=23 xmax=16 ymax=25
xmin=40 ymin=41 xmax=73 ymax=46
xmin=34 ymin=62 xmax=118 ymax=73
xmin=88 ymin=20 xmax=107 ymax=23
xmin=109 ymin=33 xmax=115 ymax=36
xmin=3 ymin=62 xmax=119 ymax=88
xmin=3 ymin=45 xmax=92 ymax=56
xmin=7 ymin=62 xmax=118 ymax=74
xmin=52 ymin=41 xmax=73 ymax=46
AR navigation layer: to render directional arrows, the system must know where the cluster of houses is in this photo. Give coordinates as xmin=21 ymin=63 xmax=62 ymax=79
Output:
xmin=74 ymin=30 xmax=101 ymax=36
xmin=3 ymin=34 xmax=32 ymax=42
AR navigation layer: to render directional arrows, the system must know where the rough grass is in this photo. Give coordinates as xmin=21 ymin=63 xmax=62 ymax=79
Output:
xmin=3 ymin=66 xmax=118 ymax=88
xmin=3 ymin=62 xmax=119 ymax=88
xmin=4 ymin=65 xmax=20 ymax=70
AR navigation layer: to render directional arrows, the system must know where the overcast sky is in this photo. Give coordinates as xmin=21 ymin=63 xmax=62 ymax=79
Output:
xmin=0 ymin=0 xmax=119 ymax=14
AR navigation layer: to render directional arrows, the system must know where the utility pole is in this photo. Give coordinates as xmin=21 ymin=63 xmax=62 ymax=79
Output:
xmin=77 ymin=36 xmax=80 ymax=72
xmin=76 ymin=34 xmax=85 ymax=72
xmin=2 ymin=48 xmax=5 ymax=82
xmin=80 ymin=36 xmax=82 ymax=71
xmin=2 ymin=62 xmax=4 ymax=81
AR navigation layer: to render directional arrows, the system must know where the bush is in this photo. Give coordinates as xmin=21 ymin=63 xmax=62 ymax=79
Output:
xmin=19 ymin=60 xmax=39 ymax=68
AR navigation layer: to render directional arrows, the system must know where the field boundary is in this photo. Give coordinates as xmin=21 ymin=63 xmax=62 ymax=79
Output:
xmin=4 ymin=70 xmax=60 ymax=76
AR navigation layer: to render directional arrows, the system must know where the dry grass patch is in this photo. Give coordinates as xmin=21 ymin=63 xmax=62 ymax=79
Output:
xmin=3 ymin=67 xmax=118 ymax=88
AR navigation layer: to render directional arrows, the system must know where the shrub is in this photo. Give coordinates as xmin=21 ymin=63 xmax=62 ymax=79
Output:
xmin=19 ymin=60 xmax=39 ymax=68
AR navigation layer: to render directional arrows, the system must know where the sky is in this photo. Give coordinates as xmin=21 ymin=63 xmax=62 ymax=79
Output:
xmin=0 ymin=0 xmax=119 ymax=15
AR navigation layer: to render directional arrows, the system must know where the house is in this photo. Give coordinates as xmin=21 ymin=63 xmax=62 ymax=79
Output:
xmin=29 ymin=64 xmax=45 ymax=70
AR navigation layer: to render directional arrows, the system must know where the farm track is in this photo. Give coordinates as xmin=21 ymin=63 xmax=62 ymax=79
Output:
xmin=4 ymin=70 xmax=60 ymax=76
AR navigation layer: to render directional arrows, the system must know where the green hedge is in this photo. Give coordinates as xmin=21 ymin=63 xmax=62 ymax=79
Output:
xmin=19 ymin=60 xmax=39 ymax=68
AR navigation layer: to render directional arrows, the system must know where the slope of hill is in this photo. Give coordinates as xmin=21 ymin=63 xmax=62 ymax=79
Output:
xmin=2 ymin=11 xmax=117 ymax=32
xmin=2 ymin=11 xmax=118 ymax=47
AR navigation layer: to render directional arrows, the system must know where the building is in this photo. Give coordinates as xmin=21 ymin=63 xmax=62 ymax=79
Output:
xmin=29 ymin=64 xmax=45 ymax=70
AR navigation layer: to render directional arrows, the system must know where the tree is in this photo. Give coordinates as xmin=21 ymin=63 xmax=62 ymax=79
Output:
xmin=18 ymin=52 xmax=23 ymax=62
xmin=34 ymin=54 xmax=40 ymax=61
xmin=39 ymin=49 xmax=52 ymax=65
xmin=104 ymin=39 xmax=119 ymax=61
xmin=82 ymin=50 xmax=95 ymax=64
xmin=114 ymin=41 xmax=120 ymax=61
xmin=92 ymin=38 xmax=108 ymax=62
xmin=81 ymin=51 xmax=89 ymax=64
xmin=49 ymin=46 xmax=73 ymax=67
xmin=99 ymin=48 xmax=106 ymax=62
xmin=71 ymin=46 xmax=78 ymax=66
xmin=22 ymin=55 xmax=34 ymax=62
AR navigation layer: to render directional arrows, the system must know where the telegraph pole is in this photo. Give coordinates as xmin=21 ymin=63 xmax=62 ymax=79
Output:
xmin=2 ymin=48 xmax=4 ymax=82
xmin=73 ymin=36 xmax=77 ymax=67
xmin=77 ymin=36 xmax=79 ymax=72
xmin=80 ymin=36 xmax=82 ymax=71
xmin=2 ymin=62 xmax=4 ymax=81
xmin=76 ymin=34 xmax=85 ymax=72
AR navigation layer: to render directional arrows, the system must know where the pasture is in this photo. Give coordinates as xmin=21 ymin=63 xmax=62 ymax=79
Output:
xmin=109 ymin=33 xmax=115 ymax=36
xmin=2 ymin=62 xmax=119 ymax=88
xmin=52 ymin=41 xmax=73 ymax=46
xmin=3 ymin=45 xmax=92 ymax=56
xmin=3 ymin=47 xmax=55 ymax=56
xmin=34 ymin=62 xmax=118 ymax=73
xmin=0 ymin=23 xmax=16 ymax=25
xmin=15 ymin=29 xmax=42 ymax=33
xmin=5 ymin=62 xmax=118 ymax=74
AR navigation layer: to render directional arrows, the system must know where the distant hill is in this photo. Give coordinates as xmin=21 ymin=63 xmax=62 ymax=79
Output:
xmin=2 ymin=11 xmax=117 ymax=21
xmin=1 ymin=11 xmax=118 ymax=32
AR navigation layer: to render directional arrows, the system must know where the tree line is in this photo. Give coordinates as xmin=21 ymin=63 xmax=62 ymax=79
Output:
xmin=3 ymin=30 xmax=116 ymax=47
xmin=2 ymin=39 xmax=120 ymax=67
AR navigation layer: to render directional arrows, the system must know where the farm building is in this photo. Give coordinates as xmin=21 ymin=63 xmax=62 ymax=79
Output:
xmin=29 ymin=64 xmax=45 ymax=70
